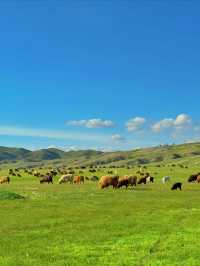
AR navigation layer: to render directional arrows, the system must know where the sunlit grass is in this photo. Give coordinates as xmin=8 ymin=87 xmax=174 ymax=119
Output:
xmin=0 ymin=163 xmax=200 ymax=265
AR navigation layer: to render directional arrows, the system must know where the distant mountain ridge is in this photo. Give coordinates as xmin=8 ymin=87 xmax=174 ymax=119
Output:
xmin=0 ymin=147 xmax=31 ymax=161
xmin=0 ymin=146 xmax=103 ymax=163
xmin=1 ymin=143 xmax=200 ymax=167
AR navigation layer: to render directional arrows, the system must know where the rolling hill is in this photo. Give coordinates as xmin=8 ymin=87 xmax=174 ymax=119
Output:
xmin=0 ymin=147 xmax=31 ymax=161
xmin=0 ymin=142 xmax=200 ymax=168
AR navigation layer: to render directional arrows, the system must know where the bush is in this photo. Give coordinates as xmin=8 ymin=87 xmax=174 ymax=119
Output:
xmin=137 ymin=158 xmax=149 ymax=164
xmin=172 ymin=153 xmax=182 ymax=159
xmin=154 ymin=156 xmax=164 ymax=162
xmin=0 ymin=191 xmax=25 ymax=200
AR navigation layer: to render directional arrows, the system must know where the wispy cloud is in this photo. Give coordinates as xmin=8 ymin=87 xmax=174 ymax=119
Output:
xmin=66 ymin=118 xmax=115 ymax=128
xmin=0 ymin=125 xmax=110 ymax=143
xmin=111 ymin=134 xmax=125 ymax=142
xmin=0 ymin=113 xmax=198 ymax=151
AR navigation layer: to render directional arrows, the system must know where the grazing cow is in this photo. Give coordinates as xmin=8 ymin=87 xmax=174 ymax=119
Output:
xmin=58 ymin=174 xmax=73 ymax=184
xmin=127 ymin=176 xmax=137 ymax=187
xmin=0 ymin=176 xmax=10 ymax=184
xmin=99 ymin=176 xmax=119 ymax=189
xmin=197 ymin=175 xmax=200 ymax=183
xmin=40 ymin=175 xmax=53 ymax=184
xmin=67 ymin=170 xmax=75 ymax=175
xmin=188 ymin=174 xmax=198 ymax=183
xmin=162 ymin=176 xmax=171 ymax=184
xmin=89 ymin=169 xmax=96 ymax=173
xmin=33 ymin=170 xmax=40 ymax=177
xmin=9 ymin=169 xmax=13 ymax=175
xmin=122 ymin=175 xmax=137 ymax=187
xmin=146 ymin=176 xmax=154 ymax=183
xmin=50 ymin=170 xmax=57 ymax=176
xmin=138 ymin=177 xmax=147 ymax=185
xmin=108 ymin=171 xmax=113 ymax=175
xmin=117 ymin=178 xmax=129 ymax=189
xmin=171 ymin=182 xmax=182 ymax=191
xmin=73 ymin=176 xmax=84 ymax=184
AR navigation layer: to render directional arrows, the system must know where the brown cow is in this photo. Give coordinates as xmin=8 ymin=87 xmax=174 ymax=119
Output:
xmin=0 ymin=176 xmax=10 ymax=184
xmin=99 ymin=176 xmax=119 ymax=189
xmin=197 ymin=175 xmax=200 ymax=183
xmin=117 ymin=178 xmax=129 ymax=189
xmin=117 ymin=176 xmax=137 ymax=189
xmin=40 ymin=175 xmax=53 ymax=184
xmin=73 ymin=176 xmax=84 ymax=184
xmin=127 ymin=176 xmax=137 ymax=187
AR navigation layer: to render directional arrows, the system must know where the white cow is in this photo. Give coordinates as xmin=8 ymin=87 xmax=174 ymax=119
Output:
xmin=162 ymin=176 xmax=171 ymax=184
xmin=146 ymin=176 xmax=154 ymax=183
xmin=58 ymin=174 xmax=73 ymax=184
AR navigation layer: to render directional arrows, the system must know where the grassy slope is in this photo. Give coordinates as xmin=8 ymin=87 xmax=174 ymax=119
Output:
xmin=1 ymin=142 xmax=200 ymax=168
xmin=0 ymin=147 xmax=31 ymax=161
xmin=0 ymin=160 xmax=200 ymax=265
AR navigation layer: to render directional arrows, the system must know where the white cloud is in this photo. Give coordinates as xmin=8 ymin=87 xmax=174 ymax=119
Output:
xmin=152 ymin=114 xmax=192 ymax=133
xmin=65 ymin=146 xmax=81 ymax=151
xmin=174 ymin=114 xmax=191 ymax=127
xmin=101 ymin=147 xmax=114 ymax=152
xmin=111 ymin=134 xmax=125 ymax=142
xmin=184 ymin=138 xmax=200 ymax=144
xmin=67 ymin=119 xmax=115 ymax=128
xmin=47 ymin=145 xmax=57 ymax=149
xmin=152 ymin=118 xmax=174 ymax=132
xmin=126 ymin=117 xmax=146 ymax=132
xmin=47 ymin=145 xmax=68 ymax=151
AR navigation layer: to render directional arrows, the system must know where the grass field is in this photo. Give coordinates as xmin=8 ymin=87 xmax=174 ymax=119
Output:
xmin=0 ymin=163 xmax=200 ymax=266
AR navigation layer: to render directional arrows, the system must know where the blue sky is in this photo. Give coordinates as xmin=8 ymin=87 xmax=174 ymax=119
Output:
xmin=0 ymin=1 xmax=200 ymax=151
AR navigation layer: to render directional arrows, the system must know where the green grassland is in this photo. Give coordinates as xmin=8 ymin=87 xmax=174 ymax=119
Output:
xmin=0 ymin=157 xmax=200 ymax=266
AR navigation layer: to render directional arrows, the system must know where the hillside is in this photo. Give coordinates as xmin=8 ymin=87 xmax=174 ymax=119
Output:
xmin=0 ymin=147 xmax=31 ymax=161
xmin=26 ymin=148 xmax=66 ymax=161
xmin=1 ymin=143 xmax=200 ymax=167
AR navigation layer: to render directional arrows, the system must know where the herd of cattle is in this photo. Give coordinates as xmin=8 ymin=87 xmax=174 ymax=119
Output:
xmin=98 ymin=175 xmax=182 ymax=191
xmin=1 ymin=166 xmax=200 ymax=191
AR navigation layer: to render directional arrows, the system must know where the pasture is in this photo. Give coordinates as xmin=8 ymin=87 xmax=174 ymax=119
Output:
xmin=0 ymin=163 xmax=200 ymax=266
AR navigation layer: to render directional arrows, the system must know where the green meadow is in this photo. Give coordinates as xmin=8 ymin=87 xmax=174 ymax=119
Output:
xmin=0 ymin=162 xmax=200 ymax=266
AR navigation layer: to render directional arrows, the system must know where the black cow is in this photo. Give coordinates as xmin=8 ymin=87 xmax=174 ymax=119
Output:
xmin=188 ymin=174 xmax=199 ymax=183
xmin=138 ymin=177 xmax=147 ymax=185
xmin=171 ymin=182 xmax=182 ymax=191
